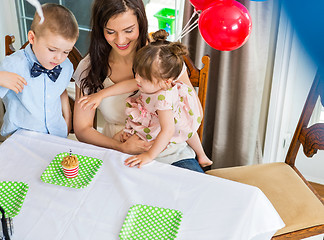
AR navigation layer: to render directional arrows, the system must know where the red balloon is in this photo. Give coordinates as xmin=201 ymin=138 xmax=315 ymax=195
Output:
xmin=198 ymin=1 xmax=252 ymax=51
xmin=190 ymin=0 xmax=226 ymax=11
xmin=190 ymin=0 xmax=216 ymax=10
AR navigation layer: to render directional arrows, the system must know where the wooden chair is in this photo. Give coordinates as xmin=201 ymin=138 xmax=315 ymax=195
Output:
xmin=183 ymin=55 xmax=210 ymax=141
xmin=4 ymin=34 xmax=92 ymax=133
xmin=206 ymin=71 xmax=324 ymax=239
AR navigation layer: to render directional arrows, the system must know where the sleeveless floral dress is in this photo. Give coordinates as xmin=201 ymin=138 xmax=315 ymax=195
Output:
xmin=124 ymin=81 xmax=202 ymax=144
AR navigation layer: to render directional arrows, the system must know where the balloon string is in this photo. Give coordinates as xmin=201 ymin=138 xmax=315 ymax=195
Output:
xmin=176 ymin=10 xmax=198 ymax=39
xmin=180 ymin=17 xmax=199 ymax=37
xmin=181 ymin=11 xmax=197 ymax=35
xmin=175 ymin=9 xmax=199 ymax=41
xmin=176 ymin=19 xmax=199 ymax=41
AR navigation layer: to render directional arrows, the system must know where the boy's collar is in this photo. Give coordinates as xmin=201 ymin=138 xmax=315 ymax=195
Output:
xmin=24 ymin=43 xmax=40 ymax=66
xmin=25 ymin=43 xmax=62 ymax=70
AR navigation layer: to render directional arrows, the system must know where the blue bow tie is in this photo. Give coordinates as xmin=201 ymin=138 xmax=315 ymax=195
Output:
xmin=30 ymin=62 xmax=62 ymax=82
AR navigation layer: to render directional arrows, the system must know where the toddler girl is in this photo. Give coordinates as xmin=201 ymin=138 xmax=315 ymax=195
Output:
xmin=79 ymin=30 xmax=212 ymax=168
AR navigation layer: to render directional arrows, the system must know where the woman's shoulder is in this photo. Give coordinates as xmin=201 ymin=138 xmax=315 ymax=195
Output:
xmin=77 ymin=54 xmax=91 ymax=71
xmin=73 ymin=54 xmax=91 ymax=85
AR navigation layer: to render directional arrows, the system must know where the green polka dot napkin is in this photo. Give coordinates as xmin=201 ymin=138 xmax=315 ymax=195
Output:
xmin=40 ymin=152 xmax=103 ymax=189
xmin=119 ymin=204 xmax=183 ymax=239
xmin=0 ymin=181 xmax=29 ymax=218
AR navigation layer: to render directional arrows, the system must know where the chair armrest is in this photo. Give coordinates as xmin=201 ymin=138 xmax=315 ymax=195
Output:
xmin=5 ymin=35 xmax=16 ymax=55
xmin=299 ymin=123 xmax=324 ymax=157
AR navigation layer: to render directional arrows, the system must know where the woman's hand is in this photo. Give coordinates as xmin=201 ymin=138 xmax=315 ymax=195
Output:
xmin=120 ymin=134 xmax=152 ymax=155
xmin=0 ymin=71 xmax=27 ymax=93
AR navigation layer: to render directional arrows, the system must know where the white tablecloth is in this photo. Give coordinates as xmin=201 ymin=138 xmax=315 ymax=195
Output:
xmin=0 ymin=130 xmax=284 ymax=240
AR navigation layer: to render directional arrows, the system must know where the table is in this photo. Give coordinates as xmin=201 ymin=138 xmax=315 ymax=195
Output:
xmin=0 ymin=130 xmax=284 ymax=240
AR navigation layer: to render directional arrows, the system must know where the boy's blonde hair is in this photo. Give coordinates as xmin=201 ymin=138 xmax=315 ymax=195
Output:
xmin=30 ymin=3 xmax=79 ymax=41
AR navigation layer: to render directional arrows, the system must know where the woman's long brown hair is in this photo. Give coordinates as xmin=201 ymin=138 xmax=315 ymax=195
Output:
xmin=80 ymin=0 xmax=148 ymax=95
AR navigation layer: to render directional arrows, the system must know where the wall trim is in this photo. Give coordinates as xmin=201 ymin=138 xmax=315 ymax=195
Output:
xmin=263 ymin=8 xmax=293 ymax=163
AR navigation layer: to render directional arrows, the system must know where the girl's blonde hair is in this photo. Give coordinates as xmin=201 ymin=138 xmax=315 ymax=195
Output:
xmin=133 ymin=29 xmax=188 ymax=83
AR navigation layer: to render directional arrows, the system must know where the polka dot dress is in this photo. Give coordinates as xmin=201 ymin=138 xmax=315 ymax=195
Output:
xmin=125 ymin=81 xmax=202 ymax=144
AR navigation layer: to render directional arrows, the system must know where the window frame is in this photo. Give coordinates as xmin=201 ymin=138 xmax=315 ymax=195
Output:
xmin=320 ymin=106 xmax=324 ymax=123
xmin=15 ymin=0 xmax=91 ymax=56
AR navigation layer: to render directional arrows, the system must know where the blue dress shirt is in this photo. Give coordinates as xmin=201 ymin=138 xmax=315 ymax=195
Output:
xmin=0 ymin=44 xmax=73 ymax=137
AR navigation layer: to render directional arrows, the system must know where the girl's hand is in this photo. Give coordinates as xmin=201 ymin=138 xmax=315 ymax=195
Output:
xmin=0 ymin=72 xmax=27 ymax=93
xmin=78 ymin=92 xmax=103 ymax=110
xmin=124 ymin=152 xmax=153 ymax=168
xmin=113 ymin=130 xmax=131 ymax=143
xmin=121 ymin=132 xmax=131 ymax=142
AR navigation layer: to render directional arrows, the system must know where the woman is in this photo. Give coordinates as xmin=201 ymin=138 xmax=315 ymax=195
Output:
xmin=73 ymin=0 xmax=204 ymax=172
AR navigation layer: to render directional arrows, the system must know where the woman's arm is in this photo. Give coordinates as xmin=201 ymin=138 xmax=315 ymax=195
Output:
xmin=73 ymin=84 xmax=151 ymax=154
xmin=124 ymin=109 xmax=174 ymax=167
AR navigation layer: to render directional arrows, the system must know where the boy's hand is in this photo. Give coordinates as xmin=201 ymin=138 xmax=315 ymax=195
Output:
xmin=78 ymin=92 xmax=103 ymax=110
xmin=0 ymin=72 xmax=27 ymax=93
xmin=124 ymin=152 xmax=153 ymax=168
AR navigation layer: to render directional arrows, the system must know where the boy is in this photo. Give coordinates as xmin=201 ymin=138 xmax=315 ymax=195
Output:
xmin=0 ymin=3 xmax=79 ymax=138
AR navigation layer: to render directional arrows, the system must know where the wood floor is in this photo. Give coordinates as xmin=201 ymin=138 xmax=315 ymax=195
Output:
xmin=310 ymin=182 xmax=324 ymax=201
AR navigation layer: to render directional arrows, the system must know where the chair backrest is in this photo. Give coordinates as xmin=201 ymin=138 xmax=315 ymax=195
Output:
xmin=286 ymin=71 xmax=324 ymax=162
xmin=183 ymin=55 xmax=210 ymax=141
xmin=285 ymin=71 xmax=324 ymax=201
xmin=4 ymin=34 xmax=84 ymax=133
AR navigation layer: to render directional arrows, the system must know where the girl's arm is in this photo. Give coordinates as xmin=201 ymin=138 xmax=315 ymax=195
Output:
xmin=73 ymin=84 xmax=152 ymax=154
xmin=124 ymin=109 xmax=175 ymax=167
xmin=78 ymin=79 xmax=138 ymax=110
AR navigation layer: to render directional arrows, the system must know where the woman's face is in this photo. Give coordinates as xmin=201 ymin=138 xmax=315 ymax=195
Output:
xmin=104 ymin=9 xmax=140 ymax=57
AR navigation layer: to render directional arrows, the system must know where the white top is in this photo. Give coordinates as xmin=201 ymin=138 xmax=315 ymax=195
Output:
xmin=73 ymin=55 xmax=195 ymax=164
xmin=0 ymin=129 xmax=285 ymax=240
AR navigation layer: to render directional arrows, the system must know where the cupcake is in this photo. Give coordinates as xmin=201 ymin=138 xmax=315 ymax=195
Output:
xmin=61 ymin=154 xmax=79 ymax=178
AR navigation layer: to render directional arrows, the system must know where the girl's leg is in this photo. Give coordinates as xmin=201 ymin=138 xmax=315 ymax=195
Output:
xmin=187 ymin=132 xmax=213 ymax=167
xmin=171 ymin=158 xmax=204 ymax=173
